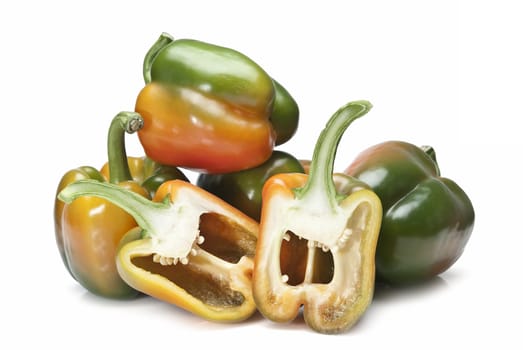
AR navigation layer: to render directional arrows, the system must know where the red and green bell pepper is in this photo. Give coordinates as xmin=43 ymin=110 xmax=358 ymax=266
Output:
xmin=136 ymin=32 xmax=299 ymax=174
xmin=345 ymin=141 xmax=475 ymax=284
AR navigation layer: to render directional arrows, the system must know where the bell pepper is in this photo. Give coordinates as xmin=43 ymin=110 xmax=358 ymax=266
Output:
xmin=54 ymin=112 xmax=148 ymax=298
xmin=252 ymin=101 xmax=382 ymax=334
xmin=58 ymin=178 xmax=259 ymax=322
xmin=344 ymin=141 xmax=475 ymax=284
xmin=196 ymin=150 xmax=305 ymax=221
xmin=54 ymin=111 xmax=188 ymax=298
xmin=270 ymin=80 xmax=299 ymax=146
xmin=100 ymin=156 xmax=188 ymax=199
xmin=136 ymin=32 xmax=299 ymax=173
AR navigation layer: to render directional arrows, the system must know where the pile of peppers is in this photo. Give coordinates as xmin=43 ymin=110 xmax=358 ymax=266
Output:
xmin=54 ymin=32 xmax=475 ymax=334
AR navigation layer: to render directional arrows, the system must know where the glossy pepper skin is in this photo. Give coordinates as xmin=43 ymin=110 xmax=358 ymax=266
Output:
xmin=54 ymin=166 xmax=106 ymax=278
xmin=54 ymin=112 xmax=148 ymax=298
xmin=253 ymin=101 xmax=382 ymax=334
xmin=58 ymin=179 xmax=259 ymax=322
xmin=345 ymin=141 xmax=475 ymax=284
xmin=270 ymin=80 xmax=299 ymax=146
xmin=54 ymin=112 xmax=188 ymax=299
xmin=100 ymin=156 xmax=188 ymax=199
xmin=196 ymin=150 xmax=305 ymax=221
xmin=136 ymin=32 xmax=299 ymax=173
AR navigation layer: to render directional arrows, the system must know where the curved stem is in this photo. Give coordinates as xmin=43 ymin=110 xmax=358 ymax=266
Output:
xmin=420 ymin=145 xmax=441 ymax=176
xmin=420 ymin=145 xmax=437 ymax=163
xmin=108 ymin=112 xmax=144 ymax=184
xmin=143 ymin=32 xmax=174 ymax=84
xmin=58 ymin=180 xmax=168 ymax=234
xmin=296 ymin=101 xmax=372 ymax=209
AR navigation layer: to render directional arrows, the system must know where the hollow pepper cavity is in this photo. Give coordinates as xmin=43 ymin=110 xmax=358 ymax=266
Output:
xmin=136 ymin=32 xmax=299 ymax=173
xmin=252 ymin=101 xmax=382 ymax=334
xmin=345 ymin=141 xmax=475 ymax=284
xmin=58 ymin=178 xmax=259 ymax=322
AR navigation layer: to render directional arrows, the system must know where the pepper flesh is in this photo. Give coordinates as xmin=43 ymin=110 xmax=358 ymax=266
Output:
xmin=345 ymin=141 xmax=475 ymax=284
xmin=252 ymin=101 xmax=382 ymax=334
xmin=58 ymin=179 xmax=258 ymax=322
xmin=137 ymin=33 xmax=280 ymax=173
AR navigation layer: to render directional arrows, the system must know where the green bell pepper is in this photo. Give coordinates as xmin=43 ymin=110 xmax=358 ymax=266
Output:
xmin=196 ymin=150 xmax=305 ymax=221
xmin=344 ymin=141 xmax=475 ymax=284
xmin=270 ymin=80 xmax=299 ymax=145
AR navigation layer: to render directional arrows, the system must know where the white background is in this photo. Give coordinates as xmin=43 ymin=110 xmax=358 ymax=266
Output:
xmin=1 ymin=0 xmax=521 ymax=348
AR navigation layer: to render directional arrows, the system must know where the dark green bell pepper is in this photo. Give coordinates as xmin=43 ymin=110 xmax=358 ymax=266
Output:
xmin=344 ymin=141 xmax=475 ymax=284
xmin=270 ymin=80 xmax=299 ymax=145
xmin=196 ymin=150 xmax=304 ymax=221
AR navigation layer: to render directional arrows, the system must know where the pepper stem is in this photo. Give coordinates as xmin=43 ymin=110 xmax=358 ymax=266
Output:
xmin=58 ymin=179 xmax=168 ymax=235
xmin=143 ymin=32 xmax=174 ymax=84
xmin=420 ymin=145 xmax=441 ymax=175
xmin=108 ymin=112 xmax=144 ymax=184
xmin=296 ymin=101 xmax=372 ymax=209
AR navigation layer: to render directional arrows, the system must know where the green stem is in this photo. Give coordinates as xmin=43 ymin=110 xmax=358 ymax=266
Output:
xmin=420 ymin=145 xmax=441 ymax=176
xmin=297 ymin=101 xmax=372 ymax=209
xmin=108 ymin=112 xmax=144 ymax=184
xmin=143 ymin=32 xmax=174 ymax=84
xmin=58 ymin=180 xmax=168 ymax=234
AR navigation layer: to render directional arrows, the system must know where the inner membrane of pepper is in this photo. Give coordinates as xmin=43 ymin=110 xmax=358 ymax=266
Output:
xmin=131 ymin=212 xmax=256 ymax=307
xmin=279 ymin=202 xmax=371 ymax=287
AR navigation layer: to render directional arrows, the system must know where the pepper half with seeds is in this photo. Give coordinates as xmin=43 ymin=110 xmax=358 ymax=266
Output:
xmin=252 ymin=100 xmax=382 ymax=334
xmin=58 ymin=179 xmax=258 ymax=322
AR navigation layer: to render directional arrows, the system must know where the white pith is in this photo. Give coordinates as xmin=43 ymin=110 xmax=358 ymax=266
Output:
xmin=261 ymin=190 xmax=372 ymax=299
xmin=147 ymin=187 xmax=228 ymax=265
xmin=285 ymin=190 xmax=364 ymax=253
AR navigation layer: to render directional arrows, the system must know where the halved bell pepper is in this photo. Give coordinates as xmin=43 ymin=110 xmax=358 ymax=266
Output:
xmin=54 ymin=112 xmax=148 ymax=298
xmin=252 ymin=101 xmax=382 ymax=334
xmin=58 ymin=179 xmax=259 ymax=322
xmin=344 ymin=141 xmax=475 ymax=284
xmin=196 ymin=150 xmax=305 ymax=221
xmin=136 ymin=32 xmax=299 ymax=173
